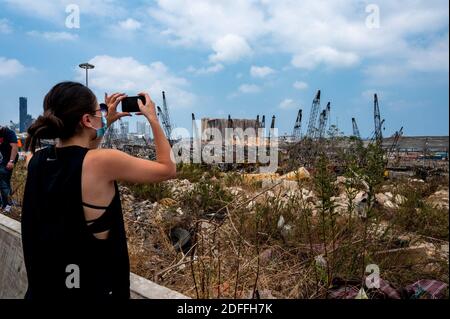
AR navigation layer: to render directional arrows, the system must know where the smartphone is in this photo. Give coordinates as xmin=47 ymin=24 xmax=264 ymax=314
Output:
xmin=121 ymin=96 xmax=146 ymax=113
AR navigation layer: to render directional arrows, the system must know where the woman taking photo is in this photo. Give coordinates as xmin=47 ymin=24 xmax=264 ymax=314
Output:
xmin=22 ymin=81 xmax=176 ymax=299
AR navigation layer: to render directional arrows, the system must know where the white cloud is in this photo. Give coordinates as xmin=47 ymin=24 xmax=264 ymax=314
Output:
xmin=4 ymin=0 xmax=63 ymax=20
xmin=0 ymin=19 xmax=12 ymax=34
xmin=187 ymin=64 xmax=224 ymax=75
xmin=149 ymin=0 xmax=449 ymax=79
xmin=279 ymin=98 xmax=296 ymax=110
xmin=292 ymin=46 xmax=359 ymax=70
xmin=363 ymin=64 xmax=410 ymax=85
xmin=4 ymin=0 xmax=126 ymax=21
xmin=209 ymin=34 xmax=252 ymax=63
xmin=75 ymin=55 xmax=196 ymax=108
xmin=293 ymin=81 xmax=308 ymax=90
xmin=119 ymin=18 xmax=142 ymax=31
xmin=250 ymin=66 xmax=275 ymax=78
xmin=27 ymin=30 xmax=78 ymax=41
xmin=150 ymin=0 xmax=266 ymax=47
xmin=0 ymin=57 xmax=26 ymax=77
xmin=238 ymin=84 xmax=261 ymax=94
xmin=406 ymin=33 xmax=449 ymax=72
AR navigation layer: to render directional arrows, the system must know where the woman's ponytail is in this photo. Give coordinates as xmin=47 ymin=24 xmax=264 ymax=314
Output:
xmin=24 ymin=81 xmax=97 ymax=153
xmin=25 ymin=112 xmax=64 ymax=153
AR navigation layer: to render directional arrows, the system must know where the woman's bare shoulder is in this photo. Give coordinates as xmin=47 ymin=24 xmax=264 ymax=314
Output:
xmin=83 ymin=148 xmax=131 ymax=175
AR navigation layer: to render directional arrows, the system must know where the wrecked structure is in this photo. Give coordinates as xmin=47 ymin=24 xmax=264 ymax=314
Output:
xmin=201 ymin=117 xmax=263 ymax=144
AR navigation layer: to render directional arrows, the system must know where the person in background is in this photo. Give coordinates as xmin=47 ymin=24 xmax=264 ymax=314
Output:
xmin=0 ymin=125 xmax=19 ymax=213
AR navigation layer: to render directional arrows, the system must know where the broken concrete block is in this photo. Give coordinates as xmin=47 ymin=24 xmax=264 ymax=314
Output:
xmin=394 ymin=194 xmax=407 ymax=205
xmin=281 ymin=167 xmax=310 ymax=181
xmin=384 ymin=200 xmax=398 ymax=209
xmin=373 ymin=243 xmax=435 ymax=267
xmin=427 ymin=189 xmax=449 ymax=210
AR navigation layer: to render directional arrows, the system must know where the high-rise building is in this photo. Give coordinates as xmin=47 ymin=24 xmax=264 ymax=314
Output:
xmin=19 ymin=97 xmax=33 ymax=132
xmin=120 ymin=121 xmax=129 ymax=139
xmin=19 ymin=97 xmax=27 ymax=132
xmin=145 ymin=122 xmax=151 ymax=137
xmin=136 ymin=121 xmax=146 ymax=135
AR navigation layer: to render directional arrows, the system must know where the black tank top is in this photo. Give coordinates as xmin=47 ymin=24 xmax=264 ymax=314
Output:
xmin=21 ymin=145 xmax=130 ymax=299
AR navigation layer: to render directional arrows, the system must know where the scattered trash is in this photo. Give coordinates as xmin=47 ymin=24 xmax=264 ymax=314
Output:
xmin=315 ymin=255 xmax=327 ymax=268
xmin=355 ymin=287 xmax=368 ymax=299
xmin=330 ymin=277 xmax=448 ymax=299
xmin=170 ymin=227 xmax=192 ymax=253
xmin=277 ymin=215 xmax=285 ymax=229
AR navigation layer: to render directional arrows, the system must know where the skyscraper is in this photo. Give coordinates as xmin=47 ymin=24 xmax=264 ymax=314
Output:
xmin=19 ymin=97 xmax=34 ymax=132
xmin=136 ymin=121 xmax=146 ymax=135
xmin=120 ymin=121 xmax=129 ymax=139
xmin=19 ymin=97 xmax=27 ymax=132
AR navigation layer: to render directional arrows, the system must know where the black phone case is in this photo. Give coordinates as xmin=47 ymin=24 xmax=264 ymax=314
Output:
xmin=121 ymin=96 xmax=146 ymax=112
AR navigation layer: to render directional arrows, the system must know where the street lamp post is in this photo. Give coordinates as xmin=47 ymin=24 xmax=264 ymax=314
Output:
xmin=78 ymin=63 xmax=95 ymax=87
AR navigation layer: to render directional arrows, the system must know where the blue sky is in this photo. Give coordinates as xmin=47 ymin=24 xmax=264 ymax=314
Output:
xmin=0 ymin=0 xmax=448 ymax=137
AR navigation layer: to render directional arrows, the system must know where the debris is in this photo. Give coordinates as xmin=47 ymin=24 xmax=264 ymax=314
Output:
xmin=355 ymin=287 xmax=368 ymax=299
xmin=281 ymin=167 xmax=310 ymax=181
xmin=277 ymin=215 xmax=285 ymax=229
xmin=228 ymin=187 xmax=244 ymax=196
xmin=330 ymin=277 xmax=448 ymax=299
xmin=373 ymin=243 xmax=435 ymax=266
xmin=355 ymin=196 xmax=368 ymax=218
xmin=247 ymin=289 xmax=276 ymax=299
xmin=409 ymin=178 xmax=425 ymax=183
xmin=259 ymin=249 xmax=273 ymax=265
xmin=280 ymin=224 xmax=294 ymax=242
xmin=170 ymin=227 xmax=191 ymax=253
xmin=159 ymin=198 xmax=178 ymax=207
xmin=406 ymin=280 xmax=448 ymax=299
xmin=427 ymin=189 xmax=449 ymax=210
xmin=384 ymin=200 xmax=398 ymax=209
xmin=315 ymin=255 xmax=327 ymax=268
xmin=335 ymin=176 xmax=348 ymax=185
xmin=375 ymin=193 xmax=389 ymax=205
xmin=266 ymin=190 xmax=276 ymax=198
xmin=301 ymin=188 xmax=315 ymax=203
xmin=246 ymin=200 xmax=256 ymax=209
xmin=243 ymin=173 xmax=279 ymax=183
xmin=375 ymin=192 xmax=399 ymax=209
xmin=394 ymin=194 xmax=407 ymax=205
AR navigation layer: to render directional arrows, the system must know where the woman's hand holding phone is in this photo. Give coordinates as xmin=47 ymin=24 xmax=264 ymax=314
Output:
xmin=104 ymin=92 xmax=131 ymax=127
xmin=137 ymin=92 xmax=158 ymax=123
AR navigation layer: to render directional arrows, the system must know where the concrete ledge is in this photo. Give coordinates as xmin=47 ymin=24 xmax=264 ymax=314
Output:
xmin=0 ymin=214 xmax=189 ymax=299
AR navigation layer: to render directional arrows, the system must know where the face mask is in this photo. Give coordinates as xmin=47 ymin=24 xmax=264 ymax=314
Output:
xmin=90 ymin=114 xmax=107 ymax=139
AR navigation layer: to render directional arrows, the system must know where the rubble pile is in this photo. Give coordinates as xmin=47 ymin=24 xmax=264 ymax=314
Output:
xmin=427 ymin=189 xmax=449 ymax=210
xmin=115 ymin=167 xmax=449 ymax=299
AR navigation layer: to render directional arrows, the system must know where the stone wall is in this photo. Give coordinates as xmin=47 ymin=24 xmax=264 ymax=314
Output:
xmin=0 ymin=214 xmax=189 ymax=299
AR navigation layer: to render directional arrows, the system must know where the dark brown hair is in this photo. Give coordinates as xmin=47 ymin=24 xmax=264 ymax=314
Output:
xmin=25 ymin=81 xmax=97 ymax=153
